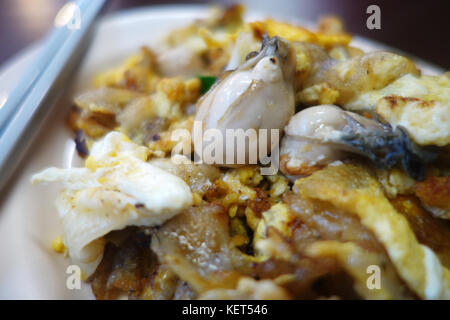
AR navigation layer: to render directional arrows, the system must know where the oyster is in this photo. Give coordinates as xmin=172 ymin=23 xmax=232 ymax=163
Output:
xmin=280 ymin=105 xmax=439 ymax=180
xmin=195 ymin=34 xmax=296 ymax=166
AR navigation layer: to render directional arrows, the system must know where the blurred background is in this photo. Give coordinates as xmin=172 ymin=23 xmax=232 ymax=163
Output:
xmin=0 ymin=0 xmax=448 ymax=69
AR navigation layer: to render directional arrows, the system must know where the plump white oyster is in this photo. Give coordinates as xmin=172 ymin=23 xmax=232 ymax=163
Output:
xmin=195 ymin=35 xmax=296 ymax=166
xmin=280 ymin=105 xmax=370 ymax=174
xmin=280 ymin=105 xmax=438 ymax=180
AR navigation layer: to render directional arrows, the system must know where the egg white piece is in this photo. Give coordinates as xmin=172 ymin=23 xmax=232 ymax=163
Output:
xmin=32 ymin=132 xmax=192 ymax=278
xmin=346 ymin=73 xmax=450 ymax=146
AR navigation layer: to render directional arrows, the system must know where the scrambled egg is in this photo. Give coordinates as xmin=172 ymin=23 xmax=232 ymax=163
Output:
xmin=347 ymin=74 xmax=450 ymax=110
xmin=32 ymin=132 xmax=192 ymax=278
xmin=221 ymin=168 xmax=259 ymax=203
xmin=376 ymin=168 xmax=416 ymax=198
xmin=93 ymin=47 xmax=158 ymax=92
xmin=249 ymin=19 xmax=351 ymax=48
xmin=296 ymin=82 xmax=340 ymax=105
xmin=51 ymin=235 xmax=66 ymax=254
xmin=254 ymin=203 xmax=297 ymax=260
xmin=346 ymin=74 xmax=450 ymax=146
xmin=377 ymin=96 xmax=450 ymax=146
xmin=295 ymin=163 xmax=450 ymax=299
xmin=255 ymin=203 xmax=295 ymax=240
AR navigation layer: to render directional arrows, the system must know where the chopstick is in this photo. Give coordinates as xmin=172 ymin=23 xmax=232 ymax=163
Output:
xmin=0 ymin=0 xmax=95 ymax=132
xmin=0 ymin=0 xmax=106 ymax=190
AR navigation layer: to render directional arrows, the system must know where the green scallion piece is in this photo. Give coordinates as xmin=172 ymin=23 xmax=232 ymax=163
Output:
xmin=197 ymin=75 xmax=217 ymax=94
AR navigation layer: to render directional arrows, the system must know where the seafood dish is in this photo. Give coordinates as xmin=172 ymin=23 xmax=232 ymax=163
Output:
xmin=32 ymin=5 xmax=450 ymax=300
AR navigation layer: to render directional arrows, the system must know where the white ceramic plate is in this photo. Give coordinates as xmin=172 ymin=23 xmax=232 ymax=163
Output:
xmin=0 ymin=5 xmax=444 ymax=299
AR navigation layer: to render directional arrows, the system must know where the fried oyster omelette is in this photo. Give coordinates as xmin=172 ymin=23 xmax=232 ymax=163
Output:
xmin=32 ymin=6 xmax=450 ymax=300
